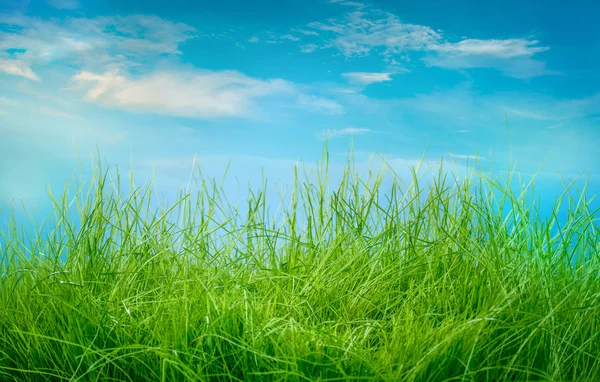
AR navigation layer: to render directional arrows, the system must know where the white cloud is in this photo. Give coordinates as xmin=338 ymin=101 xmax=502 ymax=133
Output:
xmin=433 ymin=39 xmax=548 ymax=59
xmin=0 ymin=14 xmax=196 ymax=68
xmin=297 ymin=94 xmax=344 ymax=115
xmin=85 ymin=15 xmax=196 ymax=55
xmin=425 ymin=39 xmax=554 ymax=79
xmin=46 ymin=0 xmax=80 ymax=9
xmin=296 ymin=29 xmax=319 ymax=36
xmin=73 ymin=69 xmax=294 ymax=119
xmin=304 ymin=8 xmax=552 ymax=78
xmin=281 ymin=34 xmax=300 ymax=41
xmin=307 ymin=11 xmax=442 ymax=57
xmin=300 ymin=43 xmax=318 ymax=53
xmin=0 ymin=58 xmax=39 ymax=81
xmin=248 ymin=31 xmax=306 ymax=45
xmin=342 ymin=72 xmax=392 ymax=85
xmin=329 ymin=0 xmax=366 ymax=8
xmin=318 ymin=127 xmax=373 ymax=139
xmin=331 ymin=87 xmax=359 ymax=94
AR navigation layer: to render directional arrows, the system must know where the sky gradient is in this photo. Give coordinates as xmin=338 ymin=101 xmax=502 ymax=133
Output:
xmin=1 ymin=0 xmax=599 ymax=222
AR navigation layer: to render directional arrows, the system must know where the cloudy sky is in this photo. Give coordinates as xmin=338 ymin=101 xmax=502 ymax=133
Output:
xmin=1 ymin=0 xmax=599 ymax=219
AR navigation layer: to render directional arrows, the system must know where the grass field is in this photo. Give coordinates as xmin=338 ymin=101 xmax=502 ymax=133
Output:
xmin=1 ymin=149 xmax=599 ymax=381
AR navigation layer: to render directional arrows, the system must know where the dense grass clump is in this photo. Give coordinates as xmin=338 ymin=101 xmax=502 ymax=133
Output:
xmin=1 ymin=150 xmax=599 ymax=381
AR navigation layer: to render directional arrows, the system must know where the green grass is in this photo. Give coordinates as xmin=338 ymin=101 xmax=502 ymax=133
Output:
xmin=1 ymin=149 xmax=599 ymax=381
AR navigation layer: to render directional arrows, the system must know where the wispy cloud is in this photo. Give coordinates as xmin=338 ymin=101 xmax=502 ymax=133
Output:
xmin=342 ymin=72 xmax=392 ymax=85
xmin=425 ymin=39 xmax=555 ymax=79
xmin=295 ymin=29 xmax=319 ymax=36
xmin=46 ymin=0 xmax=80 ymax=9
xmin=307 ymin=10 xmax=440 ymax=58
xmin=318 ymin=127 xmax=373 ymax=139
xmin=0 ymin=14 xmax=197 ymax=69
xmin=0 ymin=58 xmax=39 ymax=81
xmin=245 ymin=31 xmax=306 ymax=46
xmin=73 ymin=69 xmax=294 ymax=119
xmin=300 ymin=43 xmax=318 ymax=53
xmin=329 ymin=0 xmax=366 ymax=9
xmin=297 ymin=94 xmax=344 ymax=115
xmin=304 ymin=6 xmax=552 ymax=78
xmin=281 ymin=34 xmax=300 ymax=41
xmin=434 ymin=39 xmax=548 ymax=59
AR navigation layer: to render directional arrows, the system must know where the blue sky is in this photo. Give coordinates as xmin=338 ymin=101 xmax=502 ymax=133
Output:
xmin=0 ymin=0 xmax=599 ymax=221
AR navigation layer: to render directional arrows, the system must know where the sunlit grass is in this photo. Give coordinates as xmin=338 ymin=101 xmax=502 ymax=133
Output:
xmin=1 ymin=147 xmax=599 ymax=381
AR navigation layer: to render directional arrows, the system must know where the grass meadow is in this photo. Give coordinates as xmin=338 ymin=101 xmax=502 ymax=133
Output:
xmin=1 ymin=148 xmax=599 ymax=381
